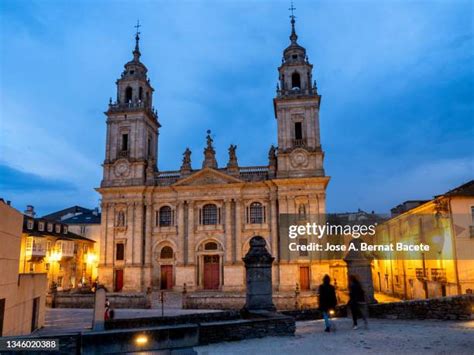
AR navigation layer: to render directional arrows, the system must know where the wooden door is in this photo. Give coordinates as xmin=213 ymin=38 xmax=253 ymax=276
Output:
xmin=300 ymin=266 xmax=310 ymax=291
xmin=204 ymin=255 xmax=220 ymax=290
xmin=114 ymin=269 xmax=124 ymax=292
xmin=160 ymin=265 xmax=173 ymax=290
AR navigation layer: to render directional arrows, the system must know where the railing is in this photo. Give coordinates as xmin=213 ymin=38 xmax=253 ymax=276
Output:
xmin=415 ymin=268 xmax=425 ymax=280
xmin=108 ymin=101 xmax=158 ymax=119
xmin=293 ymin=139 xmax=307 ymax=147
xmin=118 ymin=150 xmax=129 ymax=158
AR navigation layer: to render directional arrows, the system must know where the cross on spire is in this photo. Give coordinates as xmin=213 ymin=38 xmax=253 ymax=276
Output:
xmin=133 ymin=20 xmax=141 ymax=60
xmin=288 ymin=1 xmax=298 ymax=43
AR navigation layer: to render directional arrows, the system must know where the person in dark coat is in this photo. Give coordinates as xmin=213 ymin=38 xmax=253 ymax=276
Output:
xmin=318 ymin=274 xmax=337 ymax=332
xmin=348 ymin=274 xmax=368 ymax=329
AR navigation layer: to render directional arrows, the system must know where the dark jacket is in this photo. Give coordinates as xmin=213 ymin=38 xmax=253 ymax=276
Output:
xmin=318 ymin=283 xmax=337 ymax=311
xmin=349 ymin=281 xmax=366 ymax=304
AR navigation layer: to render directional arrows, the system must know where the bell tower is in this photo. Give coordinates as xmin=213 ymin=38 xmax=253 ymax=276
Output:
xmin=102 ymin=22 xmax=160 ymax=187
xmin=273 ymin=10 xmax=325 ymax=178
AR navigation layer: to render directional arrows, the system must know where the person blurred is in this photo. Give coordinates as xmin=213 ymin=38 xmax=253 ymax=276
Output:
xmin=348 ymin=274 xmax=368 ymax=329
xmin=318 ymin=274 xmax=337 ymax=332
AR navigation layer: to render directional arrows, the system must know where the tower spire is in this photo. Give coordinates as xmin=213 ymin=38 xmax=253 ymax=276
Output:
xmin=289 ymin=1 xmax=298 ymax=43
xmin=133 ymin=20 xmax=141 ymax=61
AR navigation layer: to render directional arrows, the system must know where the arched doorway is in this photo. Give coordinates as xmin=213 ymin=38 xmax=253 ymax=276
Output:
xmin=152 ymin=243 xmax=175 ymax=290
xmin=160 ymin=246 xmax=174 ymax=290
xmin=197 ymin=241 xmax=223 ymax=290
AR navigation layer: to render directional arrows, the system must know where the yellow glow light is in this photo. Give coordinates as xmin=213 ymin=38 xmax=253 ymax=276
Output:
xmin=86 ymin=253 xmax=97 ymax=264
xmin=49 ymin=251 xmax=62 ymax=262
xmin=329 ymin=310 xmax=335 ymax=316
xmin=135 ymin=335 xmax=148 ymax=346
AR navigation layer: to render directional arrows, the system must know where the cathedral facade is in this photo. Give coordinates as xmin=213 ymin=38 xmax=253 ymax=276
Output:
xmin=97 ymin=18 xmax=330 ymax=293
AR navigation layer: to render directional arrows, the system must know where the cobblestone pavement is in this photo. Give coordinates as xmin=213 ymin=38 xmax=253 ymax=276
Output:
xmin=195 ymin=318 xmax=474 ymax=355
xmin=35 ymin=307 xmax=222 ymax=335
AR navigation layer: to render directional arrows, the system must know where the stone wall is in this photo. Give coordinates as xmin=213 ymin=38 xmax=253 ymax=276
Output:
xmin=184 ymin=291 xmax=318 ymax=310
xmin=48 ymin=292 xmax=148 ymax=309
xmin=368 ymin=294 xmax=474 ymax=320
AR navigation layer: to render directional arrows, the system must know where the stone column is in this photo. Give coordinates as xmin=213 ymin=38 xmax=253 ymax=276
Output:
xmin=242 ymin=236 xmax=276 ymax=312
xmin=177 ymin=201 xmax=185 ymax=264
xmin=225 ymin=199 xmax=232 ymax=263
xmin=92 ymin=287 xmax=106 ymax=331
xmin=235 ymin=199 xmax=243 ymax=262
xmin=187 ymin=201 xmax=195 ymax=264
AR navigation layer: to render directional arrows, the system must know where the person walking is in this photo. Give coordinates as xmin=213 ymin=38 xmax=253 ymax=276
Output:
xmin=318 ymin=274 xmax=337 ymax=332
xmin=348 ymin=275 xmax=368 ymax=330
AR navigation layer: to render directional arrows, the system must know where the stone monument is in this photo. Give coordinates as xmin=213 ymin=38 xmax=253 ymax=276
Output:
xmin=344 ymin=239 xmax=376 ymax=303
xmin=92 ymin=287 xmax=106 ymax=331
xmin=242 ymin=236 xmax=276 ymax=312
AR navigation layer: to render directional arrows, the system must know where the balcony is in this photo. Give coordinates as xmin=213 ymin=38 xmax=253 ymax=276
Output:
xmin=431 ymin=268 xmax=447 ymax=282
xmin=293 ymin=139 xmax=307 ymax=148
xmin=25 ymin=236 xmax=46 ymax=261
xmin=108 ymin=101 xmax=158 ymax=120
xmin=56 ymin=240 xmax=75 ymax=259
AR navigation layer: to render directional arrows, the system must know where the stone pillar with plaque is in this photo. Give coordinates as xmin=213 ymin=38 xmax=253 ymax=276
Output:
xmin=242 ymin=236 xmax=276 ymax=312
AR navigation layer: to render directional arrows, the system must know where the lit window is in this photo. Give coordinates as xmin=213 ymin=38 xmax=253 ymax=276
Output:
xmin=39 ymin=222 xmax=45 ymax=231
xmin=47 ymin=223 xmax=53 ymax=232
xmin=64 ymin=226 xmax=68 ymax=234
xmin=55 ymin=225 xmax=61 ymax=233
xmin=27 ymin=219 xmax=34 ymax=230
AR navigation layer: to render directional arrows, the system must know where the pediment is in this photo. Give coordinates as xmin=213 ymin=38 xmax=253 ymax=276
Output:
xmin=173 ymin=168 xmax=243 ymax=187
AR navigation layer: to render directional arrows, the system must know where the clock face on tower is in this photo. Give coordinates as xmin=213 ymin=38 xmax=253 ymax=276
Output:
xmin=114 ymin=159 xmax=130 ymax=177
xmin=290 ymin=148 xmax=309 ymax=168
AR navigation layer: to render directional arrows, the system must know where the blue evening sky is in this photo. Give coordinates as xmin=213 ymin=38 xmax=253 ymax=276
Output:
xmin=0 ymin=0 xmax=473 ymax=216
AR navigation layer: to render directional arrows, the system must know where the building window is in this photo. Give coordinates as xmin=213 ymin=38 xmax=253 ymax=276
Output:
xmin=125 ymin=87 xmax=133 ymax=102
xmin=59 ymin=263 xmax=63 ymax=271
xmin=294 ymin=122 xmax=303 ymax=140
xmin=160 ymin=246 xmax=173 ymax=259
xmin=27 ymin=219 xmax=34 ymax=230
xmin=29 ymin=263 xmax=34 ymax=272
xmin=147 ymin=136 xmax=152 ymax=157
xmin=55 ymin=225 xmax=61 ymax=234
xmin=80 ymin=225 xmax=86 ymax=235
xmin=47 ymin=223 xmax=53 ymax=232
xmin=291 ymin=72 xmax=301 ymax=89
xmin=121 ymin=134 xmax=129 ymax=152
xmin=46 ymin=241 xmax=52 ymax=254
xmin=57 ymin=276 xmax=63 ymax=287
xmin=116 ymin=243 xmax=125 ymax=261
xmin=45 ymin=263 xmax=50 ymax=271
xmin=39 ymin=221 xmax=45 ymax=231
xmin=471 ymin=206 xmax=474 ymax=224
xmin=83 ymin=244 xmax=89 ymax=253
xmin=202 ymin=204 xmax=218 ymax=225
xmin=64 ymin=226 xmax=68 ymax=234
xmin=158 ymin=206 xmax=173 ymax=227
xmin=249 ymin=202 xmax=265 ymax=224
xmin=204 ymin=242 xmax=218 ymax=250
xmin=139 ymin=86 xmax=143 ymax=101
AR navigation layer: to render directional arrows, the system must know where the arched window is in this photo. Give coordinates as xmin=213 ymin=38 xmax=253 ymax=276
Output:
xmin=202 ymin=204 xmax=218 ymax=225
xmin=204 ymin=242 xmax=218 ymax=251
xmin=291 ymin=72 xmax=301 ymax=89
xmin=159 ymin=206 xmax=172 ymax=227
xmin=125 ymin=87 xmax=133 ymax=102
xmin=249 ymin=202 xmax=264 ymax=224
xmin=160 ymin=246 xmax=173 ymax=259
xmin=139 ymin=87 xmax=143 ymax=101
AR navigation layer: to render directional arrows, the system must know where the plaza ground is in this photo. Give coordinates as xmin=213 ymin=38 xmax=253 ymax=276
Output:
xmin=34 ymin=308 xmax=474 ymax=354
xmin=196 ymin=318 xmax=474 ymax=355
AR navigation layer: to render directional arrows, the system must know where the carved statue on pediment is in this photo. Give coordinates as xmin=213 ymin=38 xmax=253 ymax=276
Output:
xmin=202 ymin=130 xmax=218 ymax=169
xmin=181 ymin=148 xmax=192 ymax=171
xmin=227 ymin=144 xmax=238 ymax=171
